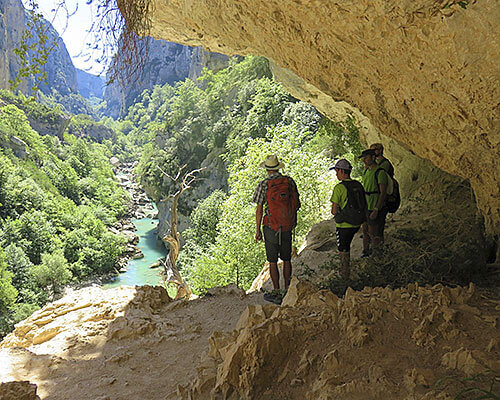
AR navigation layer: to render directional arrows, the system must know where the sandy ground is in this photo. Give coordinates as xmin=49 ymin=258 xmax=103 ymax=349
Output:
xmin=1 ymin=285 xmax=267 ymax=399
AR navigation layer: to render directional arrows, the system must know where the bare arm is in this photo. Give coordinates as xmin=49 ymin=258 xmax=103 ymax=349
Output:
xmin=370 ymin=183 xmax=387 ymax=219
xmin=255 ymin=204 xmax=263 ymax=241
xmin=331 ymin=202 xmax=339 ymax=216
xmin=376 ymin=183 xmax=387 ymax=210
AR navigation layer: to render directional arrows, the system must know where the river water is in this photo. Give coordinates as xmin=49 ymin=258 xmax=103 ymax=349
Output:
xmin=103 ymin=217 xmax=167 ymax=288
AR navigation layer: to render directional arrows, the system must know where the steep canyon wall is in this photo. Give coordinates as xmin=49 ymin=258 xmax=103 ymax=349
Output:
xmin=0 ymin=0 xmax=77 ymax=96
xmin=139 ymin=0 xmax=500 ymax=236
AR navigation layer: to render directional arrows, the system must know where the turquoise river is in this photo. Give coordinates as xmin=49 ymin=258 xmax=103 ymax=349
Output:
xmin=104 ymin=217 xmax=167 ymax=288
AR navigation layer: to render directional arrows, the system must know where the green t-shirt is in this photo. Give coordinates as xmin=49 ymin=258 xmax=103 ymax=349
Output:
xmin=330 ymin=179 xmax=361 ymax=228
xmin=362 ymin=167 xmax=388 ymax=210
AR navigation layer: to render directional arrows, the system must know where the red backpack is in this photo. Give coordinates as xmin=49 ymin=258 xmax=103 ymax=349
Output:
xmin=263 ymin=177 xmax=299 ymax=232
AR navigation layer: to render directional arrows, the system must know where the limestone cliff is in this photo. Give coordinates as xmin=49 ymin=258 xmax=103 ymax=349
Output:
xmin=29 ymin=21 xmax=77 ymax=97
xmin=0 ymin=0 xmax=26 ymax=91
xmin=103 ymin=40 xmax=193 ymax=118
xmin=188 ymin=46 xmax=231 ymax=82
xmin=136 ymin=0 xmax=500 ymax=236
xmin=103 ymin=39 xmax=229 ymax=118
xmin=0 ymin=0 xmax=77 ymax=96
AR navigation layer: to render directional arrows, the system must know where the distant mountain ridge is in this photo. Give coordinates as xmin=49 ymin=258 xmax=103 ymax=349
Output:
xmin=76 ymin=69 xmax=105 ymax=100
xmin=1 ymin=0 xmax=229 ymax=119
xmin=0 ymin=0 xmax=77 ymax=96
xmin=103 ymin=40 xmax=229 ymax=119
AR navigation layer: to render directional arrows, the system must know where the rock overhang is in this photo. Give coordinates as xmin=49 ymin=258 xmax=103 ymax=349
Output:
xmin=122 ymin=0 xmax=500 ymax=236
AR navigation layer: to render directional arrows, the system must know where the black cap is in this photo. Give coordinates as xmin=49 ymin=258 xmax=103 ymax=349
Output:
xmin=358 ymin=149 xmax=377 ymax=158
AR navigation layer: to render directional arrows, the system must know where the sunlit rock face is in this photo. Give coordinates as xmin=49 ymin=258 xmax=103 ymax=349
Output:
xmin=0 ymin=0 xmax=77 ymax=96
xmin=0 ymin=0 xmax=27 ymax=91
xmin=142 ymin=0 xmax=500 ymax=235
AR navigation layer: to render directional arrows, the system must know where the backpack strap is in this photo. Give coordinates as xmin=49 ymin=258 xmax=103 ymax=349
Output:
xmin=339 ymin=181 xmax=348 ymax=210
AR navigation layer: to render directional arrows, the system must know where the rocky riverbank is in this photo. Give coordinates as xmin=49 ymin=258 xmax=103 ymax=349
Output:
xmin=110 ymin=160 xmax=160 ymax=272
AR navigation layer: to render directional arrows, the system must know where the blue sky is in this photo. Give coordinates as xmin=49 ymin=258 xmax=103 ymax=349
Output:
xmin=25 ymin=0 xmax=108 ymax=75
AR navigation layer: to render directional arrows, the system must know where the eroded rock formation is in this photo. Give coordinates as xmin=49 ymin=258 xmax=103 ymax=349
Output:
xmin=0 ymin=284 xmax=267 ymax=399
xmin=177 ymin=278 xmax=500 ymax=399
xmin=140 ymin=0 xmax=500 ymax=236
xmin=0 ymin=381 xmax=40 ymax=400
xmin=2 ymin=278 xmax=498 ymax=399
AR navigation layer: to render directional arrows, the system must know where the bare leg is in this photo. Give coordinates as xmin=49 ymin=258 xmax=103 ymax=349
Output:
xmin=269 ymin=262 xmax=280 ymax=290
xmin=283 ymin=260 xmax=292 ymax=289
xmin=379 ymin=221 xmax=385 ymax=244
xmin=362 ymin=223 xmax=370 ymax=253
xmin=339 ymin=251 xmax=350 ymax=279
xmin=368 ymin=224 xmax=382 ymax=247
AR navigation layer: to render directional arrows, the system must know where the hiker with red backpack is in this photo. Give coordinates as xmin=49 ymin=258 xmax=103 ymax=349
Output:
xmin=330 ymin=159 xmax=367 ymax=279
xmin=253 ymin=155 xmax=300 ymax=302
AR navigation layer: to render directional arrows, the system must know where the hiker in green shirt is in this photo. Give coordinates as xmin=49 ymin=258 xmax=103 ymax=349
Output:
xmin=370 ymin=143 xmax=395 ymax=240
xmin=370 ymin=143 xmax=394 ymax=178
xmin=359 ymin=149 xmax=388 ymax=257
xmin=330 ymin=159 xmax=365 ymax=279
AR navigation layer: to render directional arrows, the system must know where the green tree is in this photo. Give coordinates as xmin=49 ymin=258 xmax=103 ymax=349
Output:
xmin=68 ymin=139 xmax=93 ymax=178
xmin=30 ymin=249 xmax=72 ymax=299
xmin=177 ymin=190 xmax=227 ymax=273
xmin=0 ymin=248 xmax=18 ymax=336
xmin=185 ymin=190 xmax=227 ymax=246
xmin=0 ymin=105 xmax=47 ymax=161
xmin=185 ymin=126 xmax=333 ymax=293
xmin=17 ymin=211 xmax=56 ymax=264
xmin=3 ymin=244 xmax=34 ymax=300
xmin=309 ymin=116 xmax=364 ymax=176
xmin=0 ymin=249 xmax=17 ymax=314
xmin=3 ymin=176 xmax=48 ymax=217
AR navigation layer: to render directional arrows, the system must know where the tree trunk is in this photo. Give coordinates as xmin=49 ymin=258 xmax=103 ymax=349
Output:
xmin=162 ymin=194 xmax=191 ymax=299
xmin=158 ymin=165 xmax=205 ymax=299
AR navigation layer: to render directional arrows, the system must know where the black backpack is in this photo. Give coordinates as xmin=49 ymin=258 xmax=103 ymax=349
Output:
xmin=376 ymin=156 xmax=394 ymax=178
xmin=374 ymin=168 xmax=401 ymax=213
xmin=334 ymin=180 xmax=367 ymax=225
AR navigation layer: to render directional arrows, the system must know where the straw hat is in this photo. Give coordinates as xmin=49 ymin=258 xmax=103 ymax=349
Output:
xmin=260 ymin=154 xmax=284 ymax=170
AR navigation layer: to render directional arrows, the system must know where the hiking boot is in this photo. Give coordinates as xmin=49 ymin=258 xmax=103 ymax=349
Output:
xmin=263 ymin=289 xmax=283 ymax=305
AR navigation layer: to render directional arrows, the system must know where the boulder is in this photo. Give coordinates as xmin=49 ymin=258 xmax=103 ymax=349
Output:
xmin=0 ymin=381 xmax=40 ymax=400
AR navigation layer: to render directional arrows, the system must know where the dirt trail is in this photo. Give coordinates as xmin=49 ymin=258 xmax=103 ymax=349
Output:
xmin=1 ymin=285 xmax=266 ymax=399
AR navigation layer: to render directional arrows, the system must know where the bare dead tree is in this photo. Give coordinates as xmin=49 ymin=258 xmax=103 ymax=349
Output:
xmin=157 ymin=165 xmax=206 ymax=299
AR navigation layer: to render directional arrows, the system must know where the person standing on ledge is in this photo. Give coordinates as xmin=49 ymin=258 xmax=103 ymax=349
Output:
xmin=370 ymin=142 xmax=397 ymax=240
xmin=253 ymin=155 xmax=300 ymax=302
xmin=360 ymin=149 xmax=388 ymax=257
xmin=370 ymin=143 xmax=394 ymax=178
xmin=330 ymin=159 xmax=366 ymax=279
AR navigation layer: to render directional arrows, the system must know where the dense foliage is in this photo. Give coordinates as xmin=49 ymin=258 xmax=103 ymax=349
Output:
xmin=116 ymin=56 xmax=363 ymax=293
xmin=0 ymin=98 xmax=128 ymax=336
xmin=0 ymin=54 xmax=365 ymax=336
